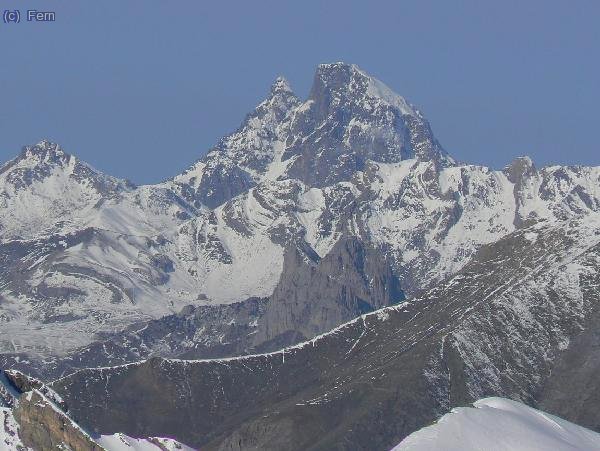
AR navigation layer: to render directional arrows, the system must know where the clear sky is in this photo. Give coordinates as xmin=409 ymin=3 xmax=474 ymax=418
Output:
xmin=1 ymin=0 xmax=599 ymax=184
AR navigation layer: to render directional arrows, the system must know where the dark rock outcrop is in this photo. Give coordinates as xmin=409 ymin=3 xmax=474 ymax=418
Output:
xmin=256 ymin=236 xmax=404 ymax=349
xmin=537 ymin=307 xmax=600 ymax=431
xmin=3 ymin=370 xmax=68 ymax=413
xmin=13 ymin=390 xmax=104 ymax=451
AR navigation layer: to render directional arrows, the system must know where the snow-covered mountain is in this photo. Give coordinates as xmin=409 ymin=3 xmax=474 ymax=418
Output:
xmin=393 ymin=397 xmax=600 ymax=451
xmin=0 ymin=142 xmax=204 ymax=358
xmin=1 ymin=62 xmax=599 ymax=371
xmin=1 ymin=62 xmax=600 ymax=450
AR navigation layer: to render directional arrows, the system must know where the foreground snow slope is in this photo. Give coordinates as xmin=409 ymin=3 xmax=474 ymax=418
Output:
xmin=394 ymin=397 xmax=600 ymax=451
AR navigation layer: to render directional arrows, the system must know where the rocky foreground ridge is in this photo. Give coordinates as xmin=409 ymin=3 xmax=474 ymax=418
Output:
xmin=1 ymin=369 xmax=194 ymax=450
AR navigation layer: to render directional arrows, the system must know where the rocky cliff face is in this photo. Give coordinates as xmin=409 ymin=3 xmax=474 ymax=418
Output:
xmin=14 ymin=390 xmax=104 ymax=451
xmin=0 ymin=369 xmax=104 ymax=450
xmin=1 ymin=369 xmax=196 ymax=450
xmin=283 ymin=63 xmax=452 ymax=187
xmin=255 ymin=236 xmax=404 ymax=349
xmin=49 ymin=217 xmax=600 ymax=450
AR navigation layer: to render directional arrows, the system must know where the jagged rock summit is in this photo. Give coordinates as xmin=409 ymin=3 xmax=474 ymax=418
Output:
xmin=171 ymin=62 xmax=453 ymax=208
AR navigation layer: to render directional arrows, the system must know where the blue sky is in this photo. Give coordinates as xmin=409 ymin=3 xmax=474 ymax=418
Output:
xmin=1 ymin=0 xmax=599 ymax=183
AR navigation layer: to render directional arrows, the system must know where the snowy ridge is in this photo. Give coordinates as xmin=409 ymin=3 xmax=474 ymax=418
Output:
xmin=393 ymin=397 xmax=600 ymax=451
xmin=0 ymin=140 xmax=130 ymax=240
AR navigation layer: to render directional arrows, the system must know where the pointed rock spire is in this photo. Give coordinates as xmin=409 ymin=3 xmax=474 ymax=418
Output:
xmin=270 ymin=76 xmax=293 ymax=96
xmin=504 ymin=156 xmax=537 ymax=184
xmin=10 ymin=140 xmax=71 ymax=171
xmin=23 ymin=140 xmax=66 ymax=158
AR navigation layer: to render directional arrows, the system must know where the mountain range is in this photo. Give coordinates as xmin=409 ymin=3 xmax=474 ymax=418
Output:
xmin=1 ymin=62 xmax=599 ymax=450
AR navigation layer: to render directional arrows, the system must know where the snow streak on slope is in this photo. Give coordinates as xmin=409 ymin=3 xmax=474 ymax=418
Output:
xmin=98 ymin=433 xmax=195 ymax=451
xmin=393 ymin=397 xmax=600 ymax=451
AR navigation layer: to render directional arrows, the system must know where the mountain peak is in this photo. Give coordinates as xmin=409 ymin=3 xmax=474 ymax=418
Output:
xmin=1 ymin=140 xmax=73 ymax=175
xmin=270 ymin=76 xmax=293 ymax=96
xmin=311 ymin=61 xmax=358 ymax=95
xmin=21 ymin=140 xmax=67 ymax=160
xmin=0 ymin=140 xmax=134 ymax=196
xmin=175 ymin=62 xmax=452 ymax=204
xmin=512 ymin=155 xmax=535 ymax=168
xmin=279 ymin=62 xmax=453 ymax=186
xmin=315 ymin=61 xmax=359 ymax=76
xmin=310 ymin=62 xmax=417 ymax=117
